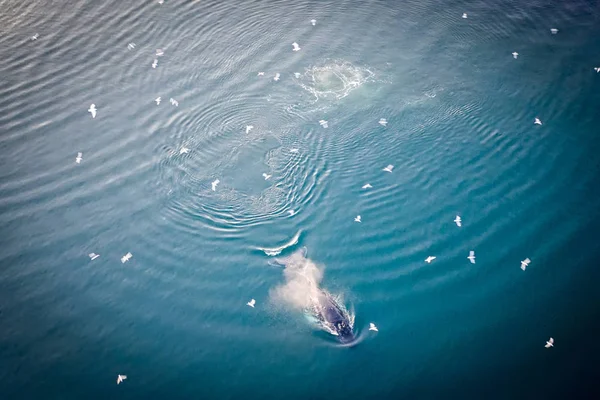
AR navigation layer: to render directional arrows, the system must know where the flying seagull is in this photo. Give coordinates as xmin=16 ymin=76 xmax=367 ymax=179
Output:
xmin=152 ymin=59 xmax=158 ymax=69
xmin=462 ymin=13 xmax=468 ymax=19
xmin=247 ymin=299 xmax=256 ymax=308
xmin=383 ymin=164 xmax=394 ymax=173
xmin=545 ymin=337 xmax=554 ymax=348
xmin=121 ymin=252 xmax=132 ymax=263
xmin=454 ymin=215 xmax=462 ymax=227
xmin=155 ymin=97 xmax=161 ymax=105
xmin=75 ymin=152 xmax=83 ymax=164
xmin=311 ymin=19 xmax=316 ymax=26
xmin=155 ymin=49 xmax=164 ymax=57
xmin=117 ymin=375 xmax=127 ymax=385
xmin=262 ymin=173 xmax=271 ymax=180
xmin=425 ymin=256 xmax=436 ymax=263
xmin=31 ymin=33 xmax=39 ymax=40
xmin=170 ymin=98 xmax=179 ymax=106
xmin=211 ymin=179 xmax=220 ymax=191
xmin=379 ymin=118 xmax=387 ymax=126
xmin=288 ymin=209 xmax=296 ymax=216
xmin=179 ymin=147 xmax=189 ymax=155
xmin=512 ymin=52 xmax=519 ymax=59
xmin=245 ymin=125 xmax=253 ymax=134
xmin=319 ymin=120 xmax=328 ymax=128
xmin=520 ymin=258 xmax=531 ymax=271
xmin=468 ymin=251 xmax=476 ymax=264
xmin=362 ymin=183 xmax=372 ymax=189
xmin=89 ymin=253 xmax=100 ymax=261
xmin=257 ymin=71 xmax=264 ymax=76
xmin=594 ymin=67 xmax=600 ymax=73
xmin=550 ymin=28 xmax=558 ymax=34
xmin=294 ymin=72 xmax=301 ymax=78
xmin=88 ymin=104 xmax=97 ymax=118
xmin=369 ymin=323 xmax=378 ymax=332
xmin=292 ymin=42 xmax=301 ymax=52
xmin=127 ymin=43 xmax=136 ymax=50
xmin=273 ymin=73 xmax=280 ymax=81
xmin=534 ymin=117 xmax=542 ymax=125
xmin=354 ymin=215 xmax=361 ymax=223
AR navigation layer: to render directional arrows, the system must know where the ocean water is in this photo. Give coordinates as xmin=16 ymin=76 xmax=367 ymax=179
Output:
xmin=1 ymin=0 xmax=600 ymax=398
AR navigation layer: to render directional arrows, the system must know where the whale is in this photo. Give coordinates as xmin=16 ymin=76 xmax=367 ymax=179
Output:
xmin=270 ymin=247 xmax=356 ymax=344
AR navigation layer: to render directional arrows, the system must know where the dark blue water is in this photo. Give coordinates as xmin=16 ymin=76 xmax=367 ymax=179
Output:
xmin=1 ymin=0 xmax=600 ymax=398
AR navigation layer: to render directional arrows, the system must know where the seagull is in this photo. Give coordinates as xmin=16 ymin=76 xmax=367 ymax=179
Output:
xmin=88 ymin=104 xmax=97 ymax=118
xmin=127 ymin=43 xmax=136 ymax=50
xmin=170 ymin=98 xmax=179 ymax=106
xmin=369 ymin=323 xmax=378 ymax=332
xmin=512 ymin=52 xmax=519 ymax=59
xmin=534 ymin=117 xmax=542 ymax=125
xmin=247 ymin=299 xmax=256 ymax=308
xmin=311 ymin=19 xmax=316 ymax=26
xmin=155 ymin=49 xmax=164 ymax=57
xmin=117 ymin=375 xmax=127 ymax=385
xmin=152 ymin=59 xmax=158 ymax=69
xmin=545 ymin=337 xmax=554 ymax=348
xmin=179 ymin=147 xmax=189 ymax=155
xmin=155 ymin=97 xmax=161 ymax=105
xmin=262 ymin=173 xmax=271 ymax=180
xmin=75 ymin=152 xmax=83 ymax=164
xmin=245 ymin=125 xmax=253 ymax=134
xmin=454 ymin=215 xmax=462 ymax=227
xmin=550 ymin=28 xmax=558 ymax=34
xmin=354 ymin=215 xmax=361 ymax=223
xmin=290 ymin=148 xmax=299 ymax=153
xmin=257 ymin=71 xmax=264 ymax=76
xmin=467 ymin=251 xmax=476 ymax=264
xmin=158 ymin=0 xmax=164 ymax=4
xmin=362 ymin=183 xmax=372 ymax=189
xmin=31 ymin=33 xmax=39 ymax=40
xmin=319 ymin=120 xmax=328 ymax=128
xmin=294 ymin=72 xmax=301 ymax=78
xmin=292 ymin=42 xmax=301 ymax=52
xmin=462 ymin=13 xmax=468 ymax=19
xmin=425 ymin=256 xmax=436 ymax=263
xmin=211 ymin=179 xmax=220 ymax=191
xmin=288 ymin=209 xmax=296 ymax=216
xmin=594 ymin=67 xmax=600 ymax=73
xmin=273 ymin=73 xmax=280 ymax=81
xmin=520 ymin=258 xmax=531 ymax=271
xmin=383 ymin=165 xmax=394 ymax=173
xmin=379 ymin=118 xmax=387 ymax=126
xmin=121 ymin=252 xmax=132 ymax=263
xmin=89 ymin=253 xmax=100 ymax=261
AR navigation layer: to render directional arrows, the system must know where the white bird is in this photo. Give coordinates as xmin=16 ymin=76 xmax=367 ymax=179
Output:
xmin=319 ymin=120 xmax=328 ymax=128
xmin=362 ymin=183 xmax=372 ymax=189
xmin=179 ymin=147 xmax=189 ymax=155
xmin=379 ymin=118 xmax=387 ymax=126
xmin=158 ymin=0 xmax=164 ymax=4
xmin=545 ymin=337 xmax=554 ymax=348
xmin=383 ymin=164 xmax=394 ymax=173
xmin=462 ymin=13 xmax=468 ymax=19
xmin=512 ymin=52 xmax=519 ymax=59
xmin=454 ymin=215 xmax=462 ymax=227
xmin=89 ymin=253 xmax=100 ymax=261
xmin=311 ymin=19 xmax=316 ymax=26
xmin=467 ymin=251 xmax=476 ymax=264
xmin=354 ymin=215 xmax=361 ymax=223
xmin=273 ymin=73 xmax=280 ymax=81
xmin=75 ymin=152 xmax=83 ymax=164
xmin=152 ymin=59 xmax=158 ymax=69
xmin=262 ymin=173 xmax=271 ymax=180
xmin=247 ymin=299 xmax=256 ymax=308
xmin=88 ymin=104 xmax=97 ymax=118
xmin=290 ymin=148 xmax=299 ymax=153
xmin=245 ymin=125 xmax=253 ymax=134
xmin=155 ymin=97 xmax=161 ymax=105
xmin=170 ymin=98 xmax=179 ymax=106
xmin=294 ymin=72 xmax=301 ymax=78
xmin=594 ymin=67 xmax=600 ymax=73
xmin=121 ymin=252 xmax=132 ymax=263
xmin=257 ymin=71 xmax=264 ymax=76
xmin=534 ymin=117 xmax=542 ymax=125
xmin=155 ymin=49 xmax=164 ymax=56
xmin=288 ymin=209 xmax=296 ymax=216
xmin=369 ymin=323 xmax=378 ymax=332
xmin=31 ymin=33 xmax=39 ymax=40
xmin=127 ymin=43 xmax=136 ymax=50
xmin=117 ymin=375 xmax=127 ymax=385
xmin=520 ymin=258 xmax=531 ymax=271
xmin=292 ymin=42 xmax=301 ymax=52
xmin=425 ymin=256 xmax=436 ymax=263
xmin=211 ymin=179 xmax=220 ymax=191
xmin=550 ymin=28 xmax=558 ymax=34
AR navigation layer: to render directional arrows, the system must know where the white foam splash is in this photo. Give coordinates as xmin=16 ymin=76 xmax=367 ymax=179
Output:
xmin=257 ymin=230 xmax=301 ymax=256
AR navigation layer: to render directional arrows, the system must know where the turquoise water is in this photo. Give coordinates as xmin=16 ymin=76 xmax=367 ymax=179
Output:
xmin=1 ymin=0 xmax=600 ymax=398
